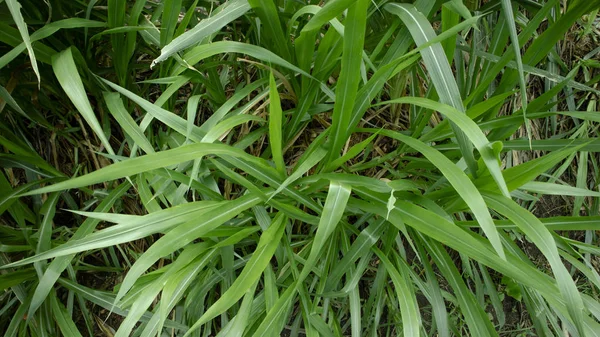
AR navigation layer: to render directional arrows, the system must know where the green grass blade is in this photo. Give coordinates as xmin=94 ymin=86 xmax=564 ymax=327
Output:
xmin=2 ymin=200 xmax=221 ymax=267
xmin=385 ymin=3 xmax=478 ymax=177
xmin=302 ymin=0 xmax=358 ymax=33
xmin=358 ymin=128 xmax=505 ymax=259
xmin=57 ymin=278 xmax=188 ymax=331
xmin=268 ymin=146 xmax=327 ymax=201
xmin=159 ymin=0 xmax=182 ymax=47
xmin=202 ymin=115 xmax=264 ymax=143
xmin=325 ymin=0 xmax=369 ymax=164
xmin=251 ymin=285 xmax=296 ymax=337
xmin=18 ymin=143 xmax=269 ymax=196
xmin=199 ymin=78 xmax=268 ymax=133
xmin=36 ymin=192 xmax=60 ymax=255
xmin=323 ymin=132 xmax=378 ymax=172
xmin=142 ymin=260 xmax=205 ymax=336
xmin=0 ymin=269 xmax=36 ymax=291
xmin=413 ymin=238 xmax=449 ymax=337
xmin=378 ymin=97 xmax=509 ymax=197
xmin=420 ymin=92 xmax=513 ymax=143
xmin=52 ymin=48 xmax=115 ymax=155
xmin=153 ymin=0 xmax=251 ymax=66
xmin=0 ymin=21 xmax=55 ymax=64
xmin=373 ymin=248 xmax=421 ymax=337
xmin=176 ymin=41 xmax=312 ymax=79
xmin=0 ymin=18 xmax=105 ymax=73
xmin=440 ymin=2 xmax=460 ymax=62
xmin=103 ymin=92 xmax=155 ymax=154
xmin=253 ymin=182 xmax=351 ymax=336
xmin=345 ymin=13 xmax=477 ymax=141
xmin=26 ymin=182 xmax=130 ymax=319
xmin=107 ymin=0 xmax=127 ymax=84
xmin=186 ymin=94 xmax=201 ymax=143
xmin=521 ymin=182 xmax=600 ymax=197
xmin=269 ymin=72 xmax=286 ymax=176
xmin=50 ymin=293 xmax=83 ymax=337
xmin=500 ymin=0 xmax=530 ymax=145
xmin=5 ymin=0 xmax=39 ymax=84
xmin=349 ymin=194 xmax=600 ymax=334
xmin=299 ymin=181 xmax=351 ymax=281
xmin=434 ymin=139 xmax=600 ymax=152
xmin=423 ymin=239 xmax=496 ymax=337
xmin=185 ymin=214 xmax=287 ymax=336
xmin=114 ymin=194 xmax=262 ymax=307
xmin=325 ymin=219 xmax=386 ymax=291
xmin=484 ymin=193 xmax=586 ymax=336
xmin=221 ymin=155 xmax=321 ymax=212
xmin=490 ymin=1 xmax=600 ymax=107
xmin=214 ymin=282 xmax=257 ymax=337
xmin=248 ymin=0 xmax=291 ymax=60
xmin=483 ymin=144 xmax=586 ymax=192
xmin=101 ymin=77 xmax=206 ymax=141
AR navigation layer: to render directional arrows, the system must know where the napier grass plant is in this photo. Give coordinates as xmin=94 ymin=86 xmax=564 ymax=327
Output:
xmin=1 ymin=0 xmax=600 ymax=336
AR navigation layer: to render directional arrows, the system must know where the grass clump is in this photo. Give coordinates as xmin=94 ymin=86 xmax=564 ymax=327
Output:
xmin=1 ymin=0 xmax=600 ymax=336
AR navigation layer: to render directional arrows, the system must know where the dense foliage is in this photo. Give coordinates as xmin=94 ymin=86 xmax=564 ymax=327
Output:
xmin=1 ymin=0 xmax=600 ymax=336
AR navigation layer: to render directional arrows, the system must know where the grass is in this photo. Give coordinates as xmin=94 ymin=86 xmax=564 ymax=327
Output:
xmin=0 ymin=0 xmax=600 ymax=336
